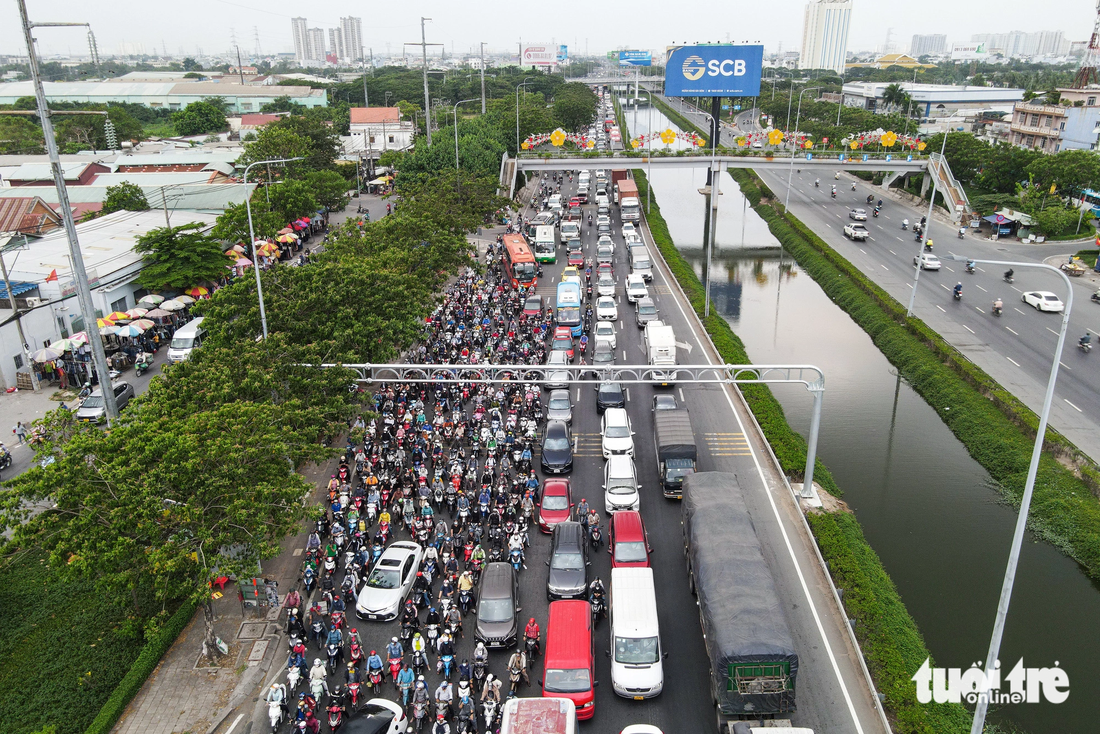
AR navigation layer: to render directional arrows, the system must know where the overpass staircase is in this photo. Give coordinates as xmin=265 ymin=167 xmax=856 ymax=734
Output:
xmin=498 ymin=154 xmax=517 ymax=200
xmin=921 ymin=152 xmax=971 ymax=224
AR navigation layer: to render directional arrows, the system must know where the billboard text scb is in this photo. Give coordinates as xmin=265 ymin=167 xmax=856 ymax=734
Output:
xmin=664 ymin=45 xmax=763 ymax=97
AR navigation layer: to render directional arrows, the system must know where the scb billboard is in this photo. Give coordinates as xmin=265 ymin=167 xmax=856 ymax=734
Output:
xmin=664 ymin=45 xmax=763 ymax=97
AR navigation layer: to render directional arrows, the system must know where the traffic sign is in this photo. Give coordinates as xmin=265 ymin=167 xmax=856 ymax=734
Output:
xmin=805 ymin=153 xmax=813 ymax=161
xmin=733 ymin=105 xmax=741 ymax=111
xmin=721 ymin=104 xmax=729 ymax=110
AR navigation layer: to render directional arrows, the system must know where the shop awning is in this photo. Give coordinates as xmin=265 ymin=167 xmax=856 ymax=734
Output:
xmin=0 ymin=280 xmax=38 ymax=300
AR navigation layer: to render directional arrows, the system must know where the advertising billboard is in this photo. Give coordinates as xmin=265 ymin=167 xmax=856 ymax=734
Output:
xmin=522 ymin=45 xmax=557 ymax=65
xmin=664 ymin=44 xmax=764 ymax=97
xmin=557 ymin=45 xmax=569 ymax=63
xmin=950 ymin=43 xmax=986 ymax=61
xmin=619 ymin=50 xmax=653 ymax=67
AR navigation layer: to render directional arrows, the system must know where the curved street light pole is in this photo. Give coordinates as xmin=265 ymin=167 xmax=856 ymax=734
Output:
xmin=244 ymin=157 xmax=304 ymax=339
xmin=694 ymin=108 xmax=721 ymax=318
xmin=453 ymin=97 xmax=480 ymax=173
xmin=515 ymin=77 xmax=533 ymax=153
xmin=783 ymin=87 xmax=821 ymax=211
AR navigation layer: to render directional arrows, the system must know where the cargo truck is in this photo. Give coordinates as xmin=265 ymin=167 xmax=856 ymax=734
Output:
xmin=617 ymin=179 xmax=640 ymax=221
xmin=682 ymin=472 xmax=799 ymax=723
xmin=653 ymin=409 xmax=696 ymax=498
xmin=643 ymin=321 xmax=676 ymax=385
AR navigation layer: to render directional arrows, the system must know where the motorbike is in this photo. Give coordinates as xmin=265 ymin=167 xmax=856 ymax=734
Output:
xmin=589 ymin=524 xmax=603 ymax=549
xmin=525 ymin=635 xmax=539 ymax=665
xmin=0 ymin=447 xmax=12 ymax=472
xmin=327 ymin=643 xmax=341 ymax=673
xmin=346 ymin=680 xmax=362 ymax=709
xmin=923 ymin=240 xmax=932 ymax=251
xmin=590 ymin=594 xmax=607 ymax=626
xmin=901 ymin=221 xmax=908 ymax=230
xmin=1080 ymin=340 xmax=1093 ymax=353
xmin=992 ymin=303 xmax=1003 ymax=317
xmin=958 ymin=229 xmax=966 ymax=239
xmin=1093 ymin=291 xmax=1100 ymax=304
xmin=439 ymin=653 xmax=455 ymax=679
xmin=482 ymin=700 xmax=498 ymax=732
xmin=367 ymin=666 xmax=385 ymax=694
xmin=509 ymin=546 xmax=523 ymax=571
xmin=457 ymin=587 xmax=473 ymax=614
xmin=389 ymin=656 xmax=403 ymax=686
xmin=413 ymin=648 xmax=428 ymax=676
xmin=872 ymin=208 xmax=879 ymax=218
xmin=965 ymin=262 xmax=975 ymax=274
xmin=134 ymin=356 xmax=151 ymax=377
xmin=830 ymin=189 xmax=836 ymax=199
xmin=268 ymin=699 xmax=284 ymax=733
xmin=287 ymin=663 xmax=302 ymax=691
xmin=309 ymin=619 xmax=326 ymax=649
xmin=413 ymin=700 xmax=428 ymax=732
xmin=1004 ymin=273 xmax=1014 ymax=284
xmin=327 ymin=702 xmax=345 ymax=732
xmin=303 ymin=567 xmax=317 ymax=597
xmin=953 ymin=289 xmax=963 ymax=301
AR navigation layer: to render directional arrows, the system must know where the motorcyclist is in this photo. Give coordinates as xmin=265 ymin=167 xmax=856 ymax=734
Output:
xmin=432 ymin=713 xmax=451 ymax=734
xmin=814 ymin=178 xmax=820 ymax=187
xmin=412 ymin=631 xmax=430 ymax=665
xmin=953 ymin=283 xmax=963 ymax=298
xmin=446 ymin=603 xmax=464 ymax=638
xmin=524 ymin=617 xmax=540 ymax=656
xmin=365 ymin=649 xmax=384 ymax=679
xmin=480 ymin=673 xmax=502 ymax=703
xmin=457 ymin=570 xmax=475 ymax=594
xmin=473 ymin=640 xmax=489 ymax=667
xmin=397 ymin=663 xmax=416 ymax=705
xmin=992 ymin=297 xmax=1003 ymax=313
xmin=267 ymin=681 xmax=288 ymax=715
xmin=1080 ymin=333 xmax=1092 ymax=348
xmin=902 ymin=218 xmax=909 ymax=229
xmin=507 ymin=647 xmax=529 ymax=688
xmin=309 ymin=658 xmax=329 ymax=698
xmin=386 ymin=636 xmax=404 ymax=663
xmin=1005 ymin=269 xmax=1014 ymax=281
xmin=435 ymin=679 xmax=454 ymax=717
xmin=286 ymin=607 xmax=306 ymax=638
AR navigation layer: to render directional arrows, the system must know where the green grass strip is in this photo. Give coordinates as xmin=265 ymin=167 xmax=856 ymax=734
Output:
xmin=634 ymin=169 xmax=969 ymax=732
xmin=731 ymin=167 xmax=1100 ymax=581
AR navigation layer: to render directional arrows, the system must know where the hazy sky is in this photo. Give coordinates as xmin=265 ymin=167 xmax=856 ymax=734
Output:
xmin=2 ymin=0 xmax=1094 ymax=61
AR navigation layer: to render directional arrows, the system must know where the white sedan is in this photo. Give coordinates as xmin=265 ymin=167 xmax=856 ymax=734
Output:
xmin=596 ymin=296 xmax=618 ymax=321
xmin=1022 ymin=291 xmax=1065 ymax=313
xmin=355 ymin=541 xmax=423 ymax=621
xmin=355 ymin=699 xmax=409 ymax=734
xmin=625 ymin=274 xmax=648 ymax=303
xmin=594 ymin=320 xmax=617 ymax=349
xmin=913 ymin=253 xmax=941 ymax=271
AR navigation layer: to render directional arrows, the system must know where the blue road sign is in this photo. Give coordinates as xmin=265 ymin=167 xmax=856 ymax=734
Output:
xmin=862 ymin=154 xmax=869 ymax=161
xmin=805 ymin=153 xmax=813 ymax=161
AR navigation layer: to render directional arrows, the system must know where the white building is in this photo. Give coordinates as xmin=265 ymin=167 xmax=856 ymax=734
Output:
xmin=971 ymin=30 xmax=1071 ymax=58
xmin=842 ymin=82 xmax=1024 ymax=117
xmin=339 ymin=17 xmax=364 ymax=63
xmin=306 ymin=28 xmax=326 ymax=63
xmin=910 ymin=34 xmax=947 ymax=57
xmin=328 ymin=29 xmax=345 ymax=62
xmin=291 ymin=18 xmax=311 ymax=64
xmin=0 ymin=210 xmax=218 ymax=389
xmin=800 ymin=0 xmax=852 ymax=74
xmin=348 ymin=107 xmax=415 ymax=158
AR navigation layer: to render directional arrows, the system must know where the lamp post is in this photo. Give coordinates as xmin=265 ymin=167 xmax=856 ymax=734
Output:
xmin=515 ymin=77 xmax=533 ymax=153
xmin=243 ymin=157 xmax=303 ymax=339
xmin=693 ymin=108 xmax=721 ymax=318
xmin=765 ymin=67 xmax=790 ymax=101
xmin=906 ymin=130 xmax=950 ymax=316
xmin=453 ymin=97 xmax=479 ymax=172
xmin=783 ymin=87 xmax=821 ymax=211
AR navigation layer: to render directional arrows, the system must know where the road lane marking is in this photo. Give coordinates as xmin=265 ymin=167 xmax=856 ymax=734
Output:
xmin=936 ymin=305 xmax=946 ymax=312
xmin=1007 ymin=357 xmax=1021 ymax=366
xmin=879 ymin=264 xmax=889 ymax=271
xmin=975 ymin=284 xmax=987 ymax=292
xmin=1047 ymin=327 xmax=1059 ymax=335
xmin=889 ymin=250 xmax=896 ymax=256
xmin=963 ymin=325 xmax=975 ymax=334
xmin=859 ymin=248 xmax=867 ymax=254
xmin=1060 ymin=361 xmax=1071 ymax=371
xmin=576 ymin=387 xmax=581 ymax=401
xmin=1014 ymin=307 xmax=1025 ymax=315
xmin=1065 ymin=399 xmax=1083 ymax=412
xmin=975 ymin=306 xmax=986 ymax=314
xmin=939 ymin=283 xmax=950 ymax=291
xmin=945 ymin=266 xmax=954 ymax=273
xmin=1006 ymin=327 xmax=1019 ymax=335
xmin=678 ymin=387 xmax=685 ymax=402
xmin=1011 ymin=286 xmax=1021 ymax=293
xmin=624 ymin=388 xmax=630 ymax=402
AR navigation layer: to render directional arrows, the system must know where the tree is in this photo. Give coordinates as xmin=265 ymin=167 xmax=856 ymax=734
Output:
xmin=172 ymin=100 xmax=227 ymax=136
xmin=304 ymin=169 xmax=350 ymax=211
xmin=267 ymin=115 xmax=343 ymax=171
xmin=922 ymin=132 xmax=988 ymax=184
xmin=101 ymin=181 xmax=150 ymax=214
xmin=211 ymin=200 xmax=284 ymax=244
xmin=182 ymin=57 xmax=202 ymax=71
xmin=881 ymin=83 xmax=912 ymax=113
xmin=552 ymin=83 xmax=598 ymax=132
xmin=134 ymin=222 xmax=231 ymax=289
xmin=1026 ymin=148 xmax=1100 ymax=199
xmin=237 ymin=126 xmax=312 ymax=175
xmin=267 ymin=179 xmax=319 ymax=222
xmin=977 ymin=143 xmax=1041 ymax=194
xmin=260 ymin=96 xmax=306 ymax=114
xmin=1035 ymin=204 xmax=1075 ymax=236
xmin=0 ymin=116 xmax=43 ymax=154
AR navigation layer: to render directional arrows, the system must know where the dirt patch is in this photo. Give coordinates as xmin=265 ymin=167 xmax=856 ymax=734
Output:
xmin=805 ymin=486 xmax=851 ymax=516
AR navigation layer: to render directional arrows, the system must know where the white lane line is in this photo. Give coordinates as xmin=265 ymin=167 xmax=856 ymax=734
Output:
xmin=945 ymin=266 xmax=955 ymax=273
xmin=975 ymin=284 xmax=987 ymax=292
xmin=859 ymin=248 xmax=867 ymax=254
xmin=976 ymin=307 xmax=986 ymax=314
xmin=625 ymin=387 xmax=630 ymax=402
xmin=1007 ymin=356 xmax=1021 ymax=366
xmin=963 ymin=325 xmax=975 ymax=334
xmin=1065 ymin=398 xmax=1083 ymax=413
xmin=825 ymin=223 xmax=832 ymax=228
xmin=1006 ymin=327 xmax=1019 ymax=335
xmin=678 ymin=387 xmax=685 ymax=402
xmin=576 ymin=387 xmax=581 ymax=401
xmin=1046 ymin=327 xmax=1059 ymax=336
xmin=224 ymin=713 xmax=246 ymax=734
xmin=896 ymin=236 xmax=903 ymax=242
xmin=1060 ymin=361 xmax=1072 ymax=371
xmin=889 ymin=250 xmax=897 ymax=256
xmin=936 ymin=305 xmax=946 ymax=312
xmin=880 ymin=264 xmax=889 ymax=271
xmin=1014 ymin=307 xmax=1025 ymax=315
xmin=939 ymin=283 xmax=950 ymax=291
xmin=1011 ymin=285 xmax=1021 ymax=293
xmin=1091 ymin=328 xmax=1100 ymax=338
xmin=619 ymin=320 xmax=623 ymax=329
xmin=648 ymin=219 xmax=865 ymax=732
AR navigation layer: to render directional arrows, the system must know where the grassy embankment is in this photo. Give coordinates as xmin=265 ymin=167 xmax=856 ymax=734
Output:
xmin=634 ymin=168 xmax=970 ymax=732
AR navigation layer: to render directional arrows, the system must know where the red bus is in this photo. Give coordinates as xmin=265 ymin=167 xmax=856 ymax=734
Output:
xmin=503 ymin=234 xmax=538 ymax=290
xmin=542 ymin=600 xmax=595 ymax=719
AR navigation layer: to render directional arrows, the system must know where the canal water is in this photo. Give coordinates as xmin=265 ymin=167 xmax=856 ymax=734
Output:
xmin=629 ymin=105 xmax=1100 ymax=733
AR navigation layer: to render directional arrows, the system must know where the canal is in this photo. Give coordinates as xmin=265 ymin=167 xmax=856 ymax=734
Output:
xmin=627 ymin=103 xmax=1100 ymax=733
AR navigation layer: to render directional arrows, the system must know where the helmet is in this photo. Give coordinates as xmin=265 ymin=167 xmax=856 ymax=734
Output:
xmin=418 ymin=675 xmax=425 ymax=682
xmin=529 ymin=617 xmax=536 ymax=625
xmin=370 ymin=650 xmax=376 ymax=655
xmin=392 ymin=636 xmax=398 ymax=643
xmin=299 ymin=692 xmax=306 ymax=700
xmin=314 ymin=658 xmax=322 ymax=666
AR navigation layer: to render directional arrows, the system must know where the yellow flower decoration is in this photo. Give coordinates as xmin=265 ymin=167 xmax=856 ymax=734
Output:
xmin=549 ymin=129 xmax=566 ymax=147
xmin=849 ymin=140 xmax=860 ymax=150
xmin=917 ymin=141 xmax=927 ymax=151
xmin=767 ymin=129 xmax=784 ymax=145
xmin=630 ymin=138 xmax=641 ymax=149
xmin=660 ymin=128 xmax=677 ymax=145
xmin=881 ymin=131 xmax=898 ymax=147
xmin=586 ymin=139 xmax=595 ymax=149
xmin=521 ymin=141 xmax=530 ymax=150
xmin=736 ymin=136 xmax=747 ymax=147
xmin=803 ymin=140 xmax=813 ymax=149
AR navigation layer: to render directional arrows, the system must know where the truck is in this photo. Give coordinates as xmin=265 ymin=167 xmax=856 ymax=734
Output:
xmin=653 ymin=409 xmax=696 ymax=498
xmin=643 ymin=321 xmax=676 ymax=385
xmin=843 ymin=222 xmax=869 ymax=241
xmin=682 ymin=472 xmax=799 ymax=721
xmin=500 ymin=698 xmax=577 ymax=734
xmin=629 ymin=244 xmax=653 ymax=282
xmin=559 ymin=219 xmax=581 ymax=246
xmin=617 ymin=180 xmax=640 ymax=222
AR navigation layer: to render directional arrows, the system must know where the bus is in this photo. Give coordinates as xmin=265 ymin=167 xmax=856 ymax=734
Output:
xmin=534 ymin=225 xmax=557 ymax=263
xmin=555 ymin=281 xmax=582 ymax=337
xmin=503 ymin=234 xmax=538 ymax=290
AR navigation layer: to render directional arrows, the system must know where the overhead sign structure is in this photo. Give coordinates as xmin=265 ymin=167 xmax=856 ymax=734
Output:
xmin=523 ymin=45 xmax=558 ymax=66
xmin=664 ymin=45 xmax=764 ymax=97
xmin=619 ymin=50 xmax=653 ymax=67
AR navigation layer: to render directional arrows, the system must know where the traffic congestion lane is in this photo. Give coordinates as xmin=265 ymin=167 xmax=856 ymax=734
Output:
xmin=756 ymin=167 xmax=1100 ymax=461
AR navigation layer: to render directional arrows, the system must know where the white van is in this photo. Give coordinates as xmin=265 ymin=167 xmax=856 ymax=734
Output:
xmin=603 ymin=454 xmax=640 ymax=513
xmin=167 ymin=317 xmax=206 ymax=363
xmin=610 ymin=567 xmax=664 ymax=699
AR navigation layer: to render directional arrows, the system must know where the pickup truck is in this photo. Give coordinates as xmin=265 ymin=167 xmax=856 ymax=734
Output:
xmin=843 ymin=223 xmax=869 ymax=241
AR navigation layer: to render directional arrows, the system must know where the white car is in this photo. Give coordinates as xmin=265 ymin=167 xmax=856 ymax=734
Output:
xmin=1022 ymin=291 xmax=1065 ymax=313
xmin=356 ymin=699 xmax=410 ymax=734
xmin=621 ymin=223 xmax=637 ymax=240
xmin=597 ymin=296 xmax=618 ymax=321
xmin=603 ymin=455 xmax=641 ymax=513
xmin=356 ymin=541 xmax=423 ymax=621
xmin=913 ymin=253 xmax=941 ymax=271
xmin=601 ymin=407 xmax=635 ymax=458
xmin=594 ymin=320 xmax=616 ymax=349
xmin=597 ymin=235 xmax=615 ymax=251
xmin=625 ymin=274 xmax=648 ymax=303
xmin=545 ymin=349 xmax=571 ymax=389
xmin=597 ymin=274 xmax=616 ymax=298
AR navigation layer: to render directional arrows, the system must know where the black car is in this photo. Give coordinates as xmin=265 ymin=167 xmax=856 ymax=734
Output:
xmin=547 ymin=521 xmax=589 ymax=600
xmin=540 ymin=420 xmax=573 ymax=474
xmin=595 ymin=381 xmax=626 ymax=413
xmin=475 ymin=562 xmax=519 ymax=648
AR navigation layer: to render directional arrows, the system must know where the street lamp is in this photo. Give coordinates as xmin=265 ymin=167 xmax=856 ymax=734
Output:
xmin=765 ymin=67 xmax=791 ymax=101
xmin=783 ymin=87 xmax=821 ymax=210
xmin=453 ymin=97 xmax=479 ymax=172
xmin=693 ymin=108 xmax=721 ymax=318
xmin=385 ymin=91 xmax=393 ymax=107
xmin=243 ymin=157 xmax=304 ymax=339
xmin=906 ymin=129 xmax=951 ymax=316
xmin=515 ymin=77 xmax=533 ymax=153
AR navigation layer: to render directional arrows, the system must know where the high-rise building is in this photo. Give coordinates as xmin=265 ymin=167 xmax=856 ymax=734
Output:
xmin=800 ymin=0 xmax=853 ymax=74
xmin=339 ymin=17 xmax=364 ymax=63
xmin=306 ymin=28 xmax=326 ymax=62
xmin=910 ymin=34 xmax=947 ymax=57
xmin=291 ymin=17 xmax=310 ymax=64
xmin=329 ymin=28 xmax=345 ymax=62
xmin=972 ymin=30 xmax=1070 ymax=58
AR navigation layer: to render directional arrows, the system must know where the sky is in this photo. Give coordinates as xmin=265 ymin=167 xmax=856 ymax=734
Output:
xmin=1 ymin=0 xmax=1094 ymax=61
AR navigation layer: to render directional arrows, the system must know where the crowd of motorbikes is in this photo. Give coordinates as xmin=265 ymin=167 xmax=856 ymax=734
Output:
xmin=267 ymin=239 xmax=608 ymax=734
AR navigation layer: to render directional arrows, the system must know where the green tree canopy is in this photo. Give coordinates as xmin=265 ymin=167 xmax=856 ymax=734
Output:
xmin=1026 ymin=148 xmax=1100 ymax=198
xmin=101 ymin=181 xmax=150 ymax=215
xmin=267 ymin=179 xmax=320 ymax=222
xmin=211 ymin=199 xmax=284 ymax=244
xmin=171 ymin=100 xmax=227 ymax=136
xmin=0 ymin=116 xmax=44 ymax=154
xmin=134 ymin=222 xmax=230 ymax=290
xmin=237 ymin=126 xmax=313 ymax=176
xmin=552 ymin=83 xmax=598 ymax=132
xmin=304 ymin=169 xmax=350 ymax=211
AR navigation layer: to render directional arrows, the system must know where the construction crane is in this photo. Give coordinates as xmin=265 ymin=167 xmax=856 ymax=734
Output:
xmin=1073 ymin=0 xmax=1100 ymax=88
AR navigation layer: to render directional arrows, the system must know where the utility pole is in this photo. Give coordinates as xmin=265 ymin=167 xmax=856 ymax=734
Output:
xmin=369 ymin=48 xmax=374 ymax=76
xmin=480 ymin=42 xmax=487 ymax=114
xmin=363 ymin=71 xmax=369 ymax=107
xmin=235 ymin=46 xmax=245 ymax=85
xmin=404 ymin=18 xmax=441 ymax=146
xmin=16 ymin=2 xmax=118 ymax=421
xmin=0 ymin=237 xmax=39 ymax=391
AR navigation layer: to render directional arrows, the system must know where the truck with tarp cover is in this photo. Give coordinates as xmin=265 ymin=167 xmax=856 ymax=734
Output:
xmin=653 ymin=408 xmax=696 ymax=498
xmin=682 ymin=471 xmax=799 ymax=719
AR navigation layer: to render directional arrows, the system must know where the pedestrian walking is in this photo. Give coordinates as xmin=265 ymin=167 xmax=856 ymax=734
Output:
xmin=14 ymin=421 xmax=27 ymax=444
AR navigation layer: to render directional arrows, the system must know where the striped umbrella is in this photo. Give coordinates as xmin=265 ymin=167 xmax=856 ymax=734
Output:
xmin=186 ymin=286 xmax=209 ymax=297
xmin=99 ymin=325 xmax=118 ymax=336
xmin=144 ymin=308 xmax=172 ymax=318
xmin=96 ymin=317 xmax=116 ymax=328
xmin=105 ymin=311 xmax=130 ymax=322
xmin=114 ymin=324 xmax=144 ymax=338
xmin=130 ymin=319 xmax=155 ymax=331
xmin=125 ymin=307 xmax=149 ymax=318
xmin=160 ymin=300 xmax=186 ymax=311
xmin=31 ymin=347 xmax=63 ymax=363
xmin=137 ymin=294 xmax=164 ymax=305
xmin=69 ymin=331 xmax=89 ymax=345
xmin=174 ymin=295 xmax=196 ymax=304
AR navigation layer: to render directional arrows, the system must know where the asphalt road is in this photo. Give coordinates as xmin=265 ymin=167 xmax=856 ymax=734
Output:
xmin=753 ymin=167 xmax=1100 ymax=463
xmin=269 ymin=152 xmax=885 ymax=733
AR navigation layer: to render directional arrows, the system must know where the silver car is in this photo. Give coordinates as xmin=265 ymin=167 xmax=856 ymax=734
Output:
xmin=75 ymin=381 xmax=135 ymax=424
xmin=546 ymin=389 xmax=573 ymax=424
xmin=355 ymin=541 xmax=424 ymax=621
xmin=635 ymin=297 xmax=658 ymax=328
xmin=597 ymin=274 xmax=616 ymax=297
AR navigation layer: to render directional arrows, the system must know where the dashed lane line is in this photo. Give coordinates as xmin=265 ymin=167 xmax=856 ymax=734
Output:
xmin=963 ymin=325 xmax=975 ymax=334
xmin=1007 ymin=356 xmax=1021 ymax=367
xmin=1006 ymin=327 xmax=1019 ymax=335
xmin=975 ymin=284 xmax=987 ymax=292
xmin=1065 ymin=399 xmax=1083 ymax=413
xmin=936 ymin=305 xmax=946 ymax=312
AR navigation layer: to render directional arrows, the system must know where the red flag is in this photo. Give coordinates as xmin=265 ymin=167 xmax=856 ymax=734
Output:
xmin=44 ymin=269 xmax=58 ymax=282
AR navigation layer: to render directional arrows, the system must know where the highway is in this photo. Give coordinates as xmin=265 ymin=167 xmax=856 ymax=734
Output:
xmin=752 ymin=166 xmax=1100 ymax=463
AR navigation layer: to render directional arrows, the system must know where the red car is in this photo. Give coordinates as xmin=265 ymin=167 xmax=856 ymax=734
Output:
xmin=567 ymin=249 xmax=584 ymax=267
xmin=539 ymin=478 xmax=573 ymax=532
xmin=523 ymin=294 xmax=543 ymax=317
xmin=569 ymin=197 xmax=584 ymax=209
xmin=596 ymin=263 xmax=614 ymax=280
xmin=608 ymin=510 xmax=651 ymax=568
xmin=551 ymin=326 xmax=574 ymax=360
